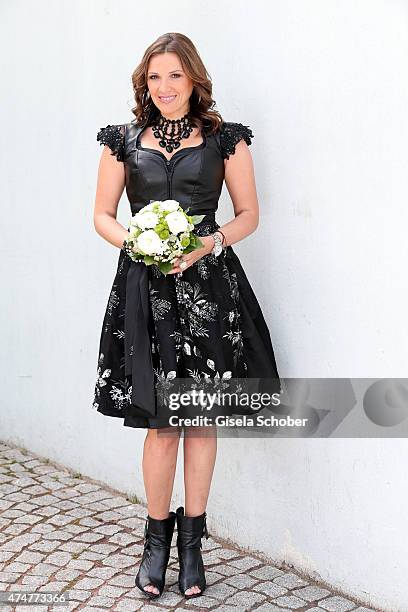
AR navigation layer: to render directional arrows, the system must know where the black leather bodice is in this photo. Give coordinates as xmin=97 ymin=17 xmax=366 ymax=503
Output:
xmin=97 ymin=120 xmax=254 ymax=219
xmin=124 ymin=123 xmax=225 ymax=217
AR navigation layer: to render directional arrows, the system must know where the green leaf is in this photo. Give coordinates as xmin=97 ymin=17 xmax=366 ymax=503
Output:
xmin=190 ymin=214 xmax=205 ymax=225
xmin=158 ymin=261 xmax=174 ymax=275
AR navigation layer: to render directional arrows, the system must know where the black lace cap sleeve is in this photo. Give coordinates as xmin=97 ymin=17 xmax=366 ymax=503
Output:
xmin=219 ymin=121 xmax=254 ymax=160
xmin=96 ymin=124 xmax=125 ymax=161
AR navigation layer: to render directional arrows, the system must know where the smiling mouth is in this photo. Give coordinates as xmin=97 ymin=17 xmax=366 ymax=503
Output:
xmin=159 ymin=95 xmax=177 ymax=103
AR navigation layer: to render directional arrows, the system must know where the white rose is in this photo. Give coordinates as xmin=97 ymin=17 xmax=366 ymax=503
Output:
xmin=128 ymin=226 xmax=139 ymax=239
xmin=137 ymin=230 xmax=163 ymax=255
xmin=160 ymin=199 xmax=180 ymax=212
xmin=135 ymin=211 xmax=159 ymax=230
xmin=142 ymin=204 xmax=154 ymax=212
xmin=166 ymin=211 xmax=188 ymax=235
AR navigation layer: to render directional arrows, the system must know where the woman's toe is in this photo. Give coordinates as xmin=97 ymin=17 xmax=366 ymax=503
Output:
xmin=186 ymin=585 xmax=201 ymax=595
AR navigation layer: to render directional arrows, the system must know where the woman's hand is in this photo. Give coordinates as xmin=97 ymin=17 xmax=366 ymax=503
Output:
xmin=168 ymin=235 xmax=215 ymax=274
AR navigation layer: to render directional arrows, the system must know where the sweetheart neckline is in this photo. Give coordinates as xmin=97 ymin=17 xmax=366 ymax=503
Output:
xmin=135 ymin=126 xmax=207 ymax=163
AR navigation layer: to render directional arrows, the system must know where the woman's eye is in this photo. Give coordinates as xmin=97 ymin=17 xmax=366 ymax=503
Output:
xmin=149 ymin=74 xmax=181 ymax=79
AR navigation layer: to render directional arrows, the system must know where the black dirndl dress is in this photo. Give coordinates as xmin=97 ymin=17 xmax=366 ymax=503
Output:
xmin=93 ymin=120 xmax=282 ymax=428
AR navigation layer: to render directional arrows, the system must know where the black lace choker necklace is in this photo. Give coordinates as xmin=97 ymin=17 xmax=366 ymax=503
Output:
xmin=152 ymin=112 xmax=195 ymax=153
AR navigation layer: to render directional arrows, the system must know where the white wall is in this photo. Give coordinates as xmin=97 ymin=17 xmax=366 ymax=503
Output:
xmin=1 ymin=1 xmax=407 ymax=609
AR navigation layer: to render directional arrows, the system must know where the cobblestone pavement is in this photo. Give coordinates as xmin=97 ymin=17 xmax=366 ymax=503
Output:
xmin=0 ymin=442 xmax=383 ymax=612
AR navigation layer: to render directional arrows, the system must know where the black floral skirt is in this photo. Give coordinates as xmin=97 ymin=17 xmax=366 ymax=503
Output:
xmin=93 ymin=220 xmax=282 ymax=428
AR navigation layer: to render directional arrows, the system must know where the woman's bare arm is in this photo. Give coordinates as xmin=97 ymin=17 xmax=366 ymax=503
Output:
xmin=219 ymin=140 xmax=260 ymax=247
xmin=93 ymin=146 xmax=129 ymax=249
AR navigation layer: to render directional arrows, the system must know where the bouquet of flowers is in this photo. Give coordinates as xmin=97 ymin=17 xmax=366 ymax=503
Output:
xmin=123 ymin=199 xmax=205 ymax=275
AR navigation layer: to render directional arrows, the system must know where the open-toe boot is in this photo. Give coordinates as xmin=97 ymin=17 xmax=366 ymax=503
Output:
xmin=135 ymin=511 xmax=176 ymax=600
xmin=176 ymin=505 xmax=209 ymax=599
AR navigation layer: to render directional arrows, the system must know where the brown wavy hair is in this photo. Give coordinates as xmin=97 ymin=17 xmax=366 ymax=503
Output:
xmin=130 ymin=33 xmax=223 ymax=135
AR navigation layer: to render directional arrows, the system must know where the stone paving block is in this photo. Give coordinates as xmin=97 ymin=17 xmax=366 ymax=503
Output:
xmin=273 ymin=571 xmax=309 ymax=589
xmin=29 ymin=494 xmax=62 ymax=507
xmin=212 ymin=563 xmax=242 ymax=576
xmin=39 ymin=530 xmax=72 ymax=542
xmin=67 ymin=589 xmax=92 ymax=602
xmin=291 ymin=584 xmax=332 ymax=601
xmin=184 ymin=593 xmax=220 ymax=607
xmin=253 ymin=581 xmax=288 ymax=598
xmin=4 ymin=524 xmax=31 ymax=536
xmin=87 ymin=544 xmax=120 ymax=558
xmin=272 ymin=593 xmax=307 ymax=608
xmin=14 ymin=606 xmax=47 ymax=612
xmin=1 ymin=532 xmax=41 ymax=551
xmin=64 ymin=525 xmax=89 ymax=535
xmin=100 ymin=496 xmax=130 ymax=509
xmin=0 ymin=571 xmax=20 ymax=583
xmin=32 ymin=506 xmax=60 ymax=517
xmin=4 ymin=493 xmax=31 ymax=503
xmin=87 ymin=566 xmax=119 ymax=580
xmin=45 ymin=551 xmax=74 ymax=566
xmin=249 ymin=565 xmax=285 ymax=580
xmin=318 ymin=595 xmax=358 ymax=611
xmin=97 ymin=584 xmax=128 ymax=598
xmin=52 ymin=489 xmax=81 ymax=500
xmin=65 ymin=508 xmax=94 ymax=519
xmin=73 ymin=576 xmax=105 ymax=590
xmin=224 ymin=572 xmax=258 ymax=589
xmin=113 ymin=598 xmax=144 ymax=610
xmin=83 ymin=595 xmax=117 ymax=607
xmin=59 ymin=541 xmax=90 ymax=553
xmin=108 ymin=574 xmax=137 ymax=588
xmin=0 ymin=500 xmax=13 ymax=512
xmin=211 ymin=547 xmax=241 ymax=560
xmin=53 ymin=568 xmax=82 ymax=581
xmin=29 ymin=540 xmax=62 ymax=553
xmin=228 ymin=555 xmax=264 ymax=570
xmin=225 ymin=589 xmax=267 ymax=609
xmin=32 ymin=525 xmax=59 ymax=537
xmin=78 ymin=551 xmax=105 ymax=561
xmin=116 ymin=517 xmax=145 ymax=530
xmin=14 ymin=550 xmax=45 ymax=564
xmin=47 ymin=514 xmax=76 ymax=527
xmin=93 ymin=510 xmax=125 ymax=521
xmin=205 ymin=580 xmax=237 ymax=600
xmin=38 ymin=580 xmax=69 ymax=591
xmin=80 ymin=517 xmax=112 ymax=529
xmin=54 ymin=501 xmax=78 ymax=511
xmin=27 ymin=563 xmax=59 ymax=577
xmin=203 ymin=569 xmax=225 ymax=585
xmin=4 ymin=561 xmax=32 ymax=573
xmin=107 ymin=532 xmax=135 ymax=547
xmin=116 ymin=503 xmax=146 ymax=517
xmin=67 ymin=559 xmax=94 ymax=571
xmin=20 ymin=575 xmax=49 ymax=587
xmin=20 ymin=485 xmax=50 ymax=496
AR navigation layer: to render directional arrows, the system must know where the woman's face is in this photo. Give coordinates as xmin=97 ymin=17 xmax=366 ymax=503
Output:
xmin=147 ymin=52 xmax=194 ymax=119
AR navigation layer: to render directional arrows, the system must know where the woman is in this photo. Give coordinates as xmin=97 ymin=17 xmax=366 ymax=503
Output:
xmin=93 ymin=32 xmax=281 ymax=600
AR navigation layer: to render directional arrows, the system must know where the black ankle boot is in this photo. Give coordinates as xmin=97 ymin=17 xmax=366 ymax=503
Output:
xmin=176 ymin=506 xmax=209 ymax=599
xmin=135 ymin=511 xmax=176 ymax=600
